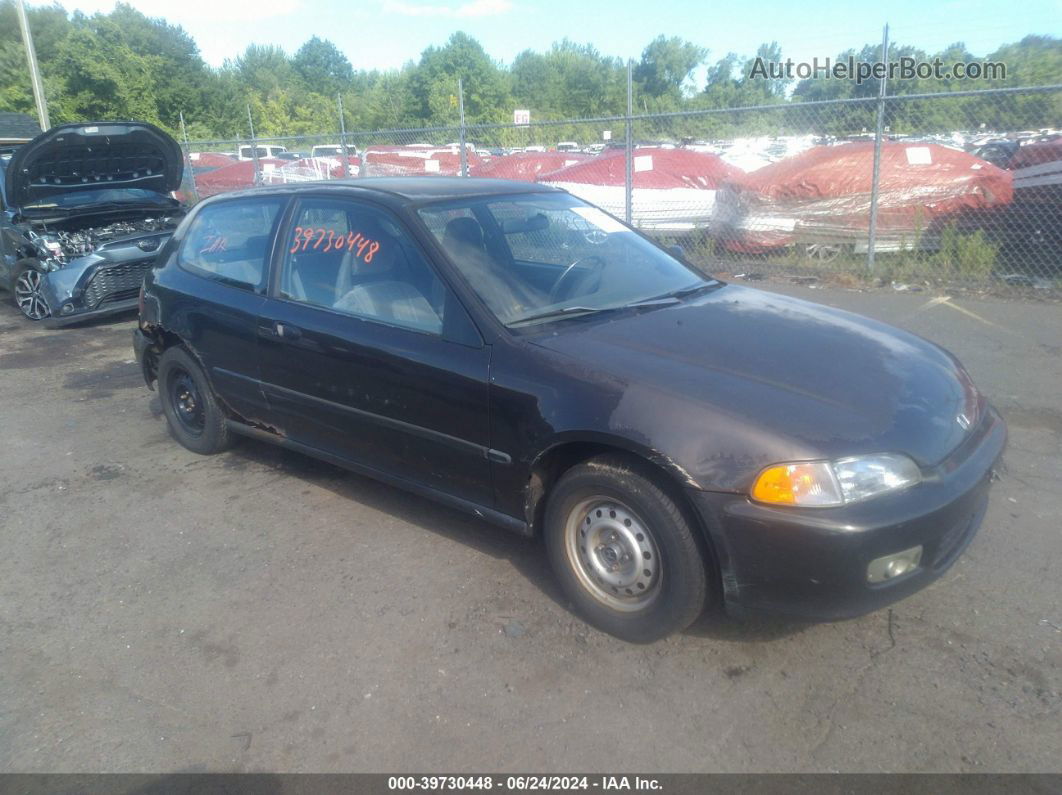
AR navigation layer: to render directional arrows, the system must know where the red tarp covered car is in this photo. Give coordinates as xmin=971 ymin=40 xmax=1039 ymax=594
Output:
xmin=361 ymin=146 xmax=483 ymax=177
xmin=538 ymin=147 xmax=745 ymax=232
xmin=192 ymin=158 xmax=287 ymax=198
xmin=191 ymin=156 xmax=363 ymax=198
xmin=470 ymin=151 xmax=591 ymax=181
xmin=714 ymin=142 xmax=1013 ymax=254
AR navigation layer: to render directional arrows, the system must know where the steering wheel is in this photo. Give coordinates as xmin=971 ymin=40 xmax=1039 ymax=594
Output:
xmin=549 ymin=256 xmax=606 ymax=303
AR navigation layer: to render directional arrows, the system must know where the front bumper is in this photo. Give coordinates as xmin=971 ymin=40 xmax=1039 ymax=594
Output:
xmin=690 ymin=406 xmax=1006 ymax=620
xmin=37 ymin=242 xmax=164 ymax=328
xmin=42 ymin=297 xmax=138 ymax=328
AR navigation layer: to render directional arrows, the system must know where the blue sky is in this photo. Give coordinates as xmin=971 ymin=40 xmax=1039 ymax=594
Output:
xmin=47 ymin=0 xmax=1062 ymax=78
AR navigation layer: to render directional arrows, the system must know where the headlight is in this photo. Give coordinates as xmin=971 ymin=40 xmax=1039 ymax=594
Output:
xmin=751 ymin=453 xmax=921 ymax=507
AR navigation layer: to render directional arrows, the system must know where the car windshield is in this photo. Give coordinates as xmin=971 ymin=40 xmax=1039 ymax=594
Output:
xmin=21 ymin=187 xmax=172 ymax=210
xmin=417 ymin=192 xmax=713 ymax=327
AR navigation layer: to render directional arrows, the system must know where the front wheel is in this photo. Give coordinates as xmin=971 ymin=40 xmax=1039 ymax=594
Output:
xmin=544 ymin=454 xmax=711 ymax=643
xmin=157 ymin=346 xmax=232 ymax=455
xmin=13 ymin=267 xmax=50 ymax=321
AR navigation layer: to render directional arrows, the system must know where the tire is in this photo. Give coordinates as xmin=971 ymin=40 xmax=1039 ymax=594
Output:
xmin=157 ymin=346 xmax=232 ymax=455
xmin=544 ymin=454 xmax=711 ymax=643
xmin=13 ymin=266 xmax=50 ymax=321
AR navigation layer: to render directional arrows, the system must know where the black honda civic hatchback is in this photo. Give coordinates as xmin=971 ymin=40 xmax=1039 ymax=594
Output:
xmin=134 ymin=177 xmax=1005 ymax=642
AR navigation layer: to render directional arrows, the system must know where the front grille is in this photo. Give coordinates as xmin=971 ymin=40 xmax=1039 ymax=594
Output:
xmin=83 ymin=260 xmax=152 ymax=308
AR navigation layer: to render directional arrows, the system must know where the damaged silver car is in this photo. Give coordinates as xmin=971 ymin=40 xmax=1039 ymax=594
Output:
xmin=0 ymin=121 xmax=186 ymax=326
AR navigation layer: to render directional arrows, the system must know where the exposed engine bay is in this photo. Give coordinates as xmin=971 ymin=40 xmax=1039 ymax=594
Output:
xmin=2 ymin=121 xmax=188 ymax=324
xmin=25 ymin=216 xmax=183 ymax=268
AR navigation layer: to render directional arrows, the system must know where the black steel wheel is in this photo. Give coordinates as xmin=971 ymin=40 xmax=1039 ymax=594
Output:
xmin=158 ymin=346 xmax=232 ymax=455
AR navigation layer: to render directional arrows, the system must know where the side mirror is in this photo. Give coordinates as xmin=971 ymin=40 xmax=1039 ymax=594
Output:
xmin=668 ymin=244 xmax=686 ymax=260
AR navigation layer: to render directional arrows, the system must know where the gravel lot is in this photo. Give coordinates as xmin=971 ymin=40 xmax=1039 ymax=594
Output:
xmin=0 ymin=283 xmax=1059 ymax=773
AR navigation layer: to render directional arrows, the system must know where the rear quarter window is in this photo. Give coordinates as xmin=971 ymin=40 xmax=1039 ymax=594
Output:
xmin=178 ymin=198 xmax=286 ymax=289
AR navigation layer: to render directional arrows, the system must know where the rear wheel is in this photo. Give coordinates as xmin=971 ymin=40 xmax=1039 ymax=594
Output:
xmin=158 ymin=346 xmax=232 ymax=455
xmin=544 ymin=454 xmax=710 ymax=643
xmin=13 ymin=267 xmax=50 ymax=321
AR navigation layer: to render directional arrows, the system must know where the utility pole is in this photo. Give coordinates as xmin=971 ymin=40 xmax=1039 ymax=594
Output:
xmin=625 ymin=59 xmax=633 ymax=225
xmin=867 ymin=23 xmax=890 ymax=273
xmin=179 ymin=111 xmax=199 ymax=203
xmin=337 ymin=93 xmax=350 ymax=179
xmin=16 ymin=0 xmax=50 ymax=131
xmin=457 ymin=77 xmax=468 ymax=178
xmin=246 ymin=104 xmax=261 ymax=187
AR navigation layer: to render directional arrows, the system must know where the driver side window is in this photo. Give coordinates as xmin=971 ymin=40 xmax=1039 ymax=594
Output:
xmin=279 ymin=199 xmax=446 ymax=336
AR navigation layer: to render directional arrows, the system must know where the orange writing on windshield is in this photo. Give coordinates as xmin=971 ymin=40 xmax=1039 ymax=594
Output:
xmin=290 ymin=226 xmax=380 ymax=263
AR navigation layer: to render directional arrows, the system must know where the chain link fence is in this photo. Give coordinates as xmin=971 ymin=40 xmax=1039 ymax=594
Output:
xmin=182 ymin=84 xmax=1062 ymax=296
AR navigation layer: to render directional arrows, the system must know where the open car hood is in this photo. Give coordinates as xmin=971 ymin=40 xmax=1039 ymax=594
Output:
xmin=5 ymin=121 xmax=183 ymax=208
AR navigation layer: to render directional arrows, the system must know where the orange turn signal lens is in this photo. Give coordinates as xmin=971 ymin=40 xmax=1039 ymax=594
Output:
xmin=750 ymin=462 xmax=844 ymax=507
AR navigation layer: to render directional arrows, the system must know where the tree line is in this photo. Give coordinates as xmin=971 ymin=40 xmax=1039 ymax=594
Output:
xmin=1 ymin=1 xmax=1058 ymax=143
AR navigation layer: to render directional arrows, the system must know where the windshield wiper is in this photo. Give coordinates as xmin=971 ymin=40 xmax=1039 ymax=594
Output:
xmin=509 ymin=305 xmax=617 ymax=327
xmin=511 ymin=281 xmax=723 ymax=327
xmin=628 ymin=281 xmax=719 ymax=307
xmin=624 ymin=295 xmax=682 ymax=308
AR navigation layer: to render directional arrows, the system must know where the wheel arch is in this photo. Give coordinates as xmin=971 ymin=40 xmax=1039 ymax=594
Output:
xmin=524 ymin=435 xmax=722 ymax=594
xmin=140 ymin=324 xmax=212 ymax=395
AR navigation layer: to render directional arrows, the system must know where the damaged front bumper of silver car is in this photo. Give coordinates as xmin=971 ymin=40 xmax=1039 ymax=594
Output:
xmin=35 ymin=232 xmax=172 ymax=328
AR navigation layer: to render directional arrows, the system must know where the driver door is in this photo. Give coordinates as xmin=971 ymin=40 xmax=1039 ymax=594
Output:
xmin=255 ymin=196 xmax=494 ymax=507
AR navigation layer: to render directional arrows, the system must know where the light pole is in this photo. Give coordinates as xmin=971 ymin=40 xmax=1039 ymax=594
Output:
xmin=15 ymin=0 xmax=50 ymax=131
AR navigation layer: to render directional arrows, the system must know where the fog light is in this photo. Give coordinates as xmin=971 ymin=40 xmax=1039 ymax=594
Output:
xmin=60 ymin=303 xmax=75 ymax=315
xmin=867 ymin=545 xmax=923 ymax=584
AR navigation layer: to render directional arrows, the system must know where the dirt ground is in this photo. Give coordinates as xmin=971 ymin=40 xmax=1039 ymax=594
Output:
xmin=0 ymin=283 xmax=1059 ymax=773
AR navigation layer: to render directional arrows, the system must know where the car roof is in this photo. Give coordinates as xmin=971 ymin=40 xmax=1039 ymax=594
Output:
xmin=206 ymin=177 xmax=560 ymax=206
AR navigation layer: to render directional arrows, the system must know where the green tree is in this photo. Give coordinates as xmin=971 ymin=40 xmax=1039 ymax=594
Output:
xmin=634 ymin=35 xmax=706 ymax=101
xmin=293 ymin=36 xmax=353 ymax=98
xmin=0 ymin=1 xmax=72 ymax=114
xmin=511 ymin=39 xmax=626 ymax=119
xmin=409 ymin=32 xmax=511 ymax=124
xmin=104 ymin=4 xmax=213 ymax=129
xmin=49 ymin=16 xmax=161 ymax=124
xmin=0 ymin=13 xmax=1057 ymax=145
xmin=231 ymin=44 xmax=293 ymax=96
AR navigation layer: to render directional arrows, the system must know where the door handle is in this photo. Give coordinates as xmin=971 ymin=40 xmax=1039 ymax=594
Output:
xmin=273 ymin=321 xmax=301 ymax=340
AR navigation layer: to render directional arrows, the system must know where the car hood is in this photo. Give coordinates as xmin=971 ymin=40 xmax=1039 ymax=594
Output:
xmin=5 ymin=121 xmax=183 ymax=208
xmin=530 ymin=285 xmax=981 ymax=480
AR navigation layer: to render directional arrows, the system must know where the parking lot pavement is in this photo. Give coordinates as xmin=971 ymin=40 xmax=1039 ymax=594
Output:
xmin=0 ymin=283 xmax=1059 ymax=774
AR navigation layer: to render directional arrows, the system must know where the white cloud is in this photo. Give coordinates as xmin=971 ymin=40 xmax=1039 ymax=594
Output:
xmin=381 ymin=0 xmax=513 ymax=18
